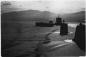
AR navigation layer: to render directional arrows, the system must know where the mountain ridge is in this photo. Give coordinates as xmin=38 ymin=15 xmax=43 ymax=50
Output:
xmin=2 ymin=10 xmax=56 ymax=22
xmin=2 ymin=9 xmax=85 ymax=23
xmin=60 ymin=11 xmax=85 ymax=23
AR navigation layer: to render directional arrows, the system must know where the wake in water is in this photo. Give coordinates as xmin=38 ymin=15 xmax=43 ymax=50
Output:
xmin=68 ymin=23 xmax=78 ymax=28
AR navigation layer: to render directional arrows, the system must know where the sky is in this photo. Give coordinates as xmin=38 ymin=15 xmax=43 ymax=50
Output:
xmin=1 ymin=0 xmax=85 ymax=14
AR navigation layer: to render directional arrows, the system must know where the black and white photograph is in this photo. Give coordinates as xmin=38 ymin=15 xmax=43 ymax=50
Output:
xmin=1 ymin=0 xmax=85 ymax=57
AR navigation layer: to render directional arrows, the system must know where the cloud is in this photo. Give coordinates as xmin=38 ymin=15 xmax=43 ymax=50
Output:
xmin=1 ymin=0 xmax=85 ymax=14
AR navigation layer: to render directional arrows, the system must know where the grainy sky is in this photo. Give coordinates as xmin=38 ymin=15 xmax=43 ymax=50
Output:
xmin=1 ymin=0 xmax=85 ymax=14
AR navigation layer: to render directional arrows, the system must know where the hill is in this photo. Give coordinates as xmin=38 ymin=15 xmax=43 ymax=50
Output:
xmin=1 ymin=10 xmax=55 ymax=22
xmin=60 ymin=11 xmax=85 ymax=23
